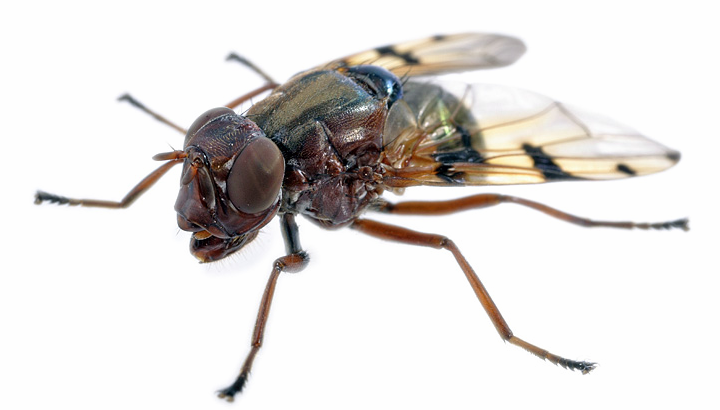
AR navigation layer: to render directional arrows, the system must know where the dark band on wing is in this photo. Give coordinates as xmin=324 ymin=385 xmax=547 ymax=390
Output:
xmin=432 ymin=149 xmax=484 ymax=164
xmin=459 ymin=125 xmax=474 ymax=148
xmin=434 ymin=164 xmax=465 ymax=184
xmin=522 ymin=143 xmax=577 ymax=180
xmin=666 ymin=151 xmax=681 ymax=162
xmin=374 ymin=45 xmax=420 ymax=65
xmin=616 ymin=163 xmax=637 ymax=176
xmin=430 ymin=126 xmax=485 ymax=164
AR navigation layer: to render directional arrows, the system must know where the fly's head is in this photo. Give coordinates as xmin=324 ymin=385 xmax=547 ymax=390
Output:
xmin=174 ymin=108 xmax=285 ymax=263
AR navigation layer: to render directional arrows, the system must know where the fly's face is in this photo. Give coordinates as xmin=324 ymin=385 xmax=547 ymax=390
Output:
xmin=176 ymin=108 xmax=285 ymax=262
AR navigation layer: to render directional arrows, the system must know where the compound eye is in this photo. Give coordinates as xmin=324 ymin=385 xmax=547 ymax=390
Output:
xmin=187 ymin=107 xmax=235 ymax=138
xmin=227 ymin=137 xmax=285 ymax=214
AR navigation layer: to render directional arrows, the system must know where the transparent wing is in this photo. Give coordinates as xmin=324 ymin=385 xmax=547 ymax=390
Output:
xmin=319 ymin=33 xmax=526 ymax=77
xmin=381 ymin=81 xmax=680 ymax=187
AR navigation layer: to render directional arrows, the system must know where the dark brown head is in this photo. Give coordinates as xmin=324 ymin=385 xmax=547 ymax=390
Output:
xmin=175 ymin=108 xmax=285 ymax=262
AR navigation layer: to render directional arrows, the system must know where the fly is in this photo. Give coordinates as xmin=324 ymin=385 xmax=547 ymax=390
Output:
xmin=34 ymin=33 xmax=688 ymax=401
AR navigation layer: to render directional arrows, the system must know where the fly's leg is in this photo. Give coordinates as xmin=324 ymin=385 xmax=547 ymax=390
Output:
xmin=371 ymin=194 xmax=689 ymax=231
xmin=351 ymin=218 xmax=596 ymax=374
xmin=224 ymin=53 xmax=278 ymax=109
xmin=36 ymin=92 xmax=187 ymax=208
xmin=34 ymin=154 xmax=184 ymax=208
xmin=118 ymin=94 xmax=188 ymax=134
xmin=120 ymin=83 xmax=276 ymax=125
xmin=225 ymin=52 xmax=277 ymax=85
xmin=217 ymin=213 xmax=309 ymax=402
xmin=223 ymin=82 xmax=278 ymax=110
xmin=119 ymin=53 xmax=278 ymax=128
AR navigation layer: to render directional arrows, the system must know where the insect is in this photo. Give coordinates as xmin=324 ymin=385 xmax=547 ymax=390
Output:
xmin=35 ymin=33 xmax=687 ymax=401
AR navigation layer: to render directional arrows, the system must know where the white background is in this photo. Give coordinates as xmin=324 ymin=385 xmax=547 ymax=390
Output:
xmin=1 ymin=1 xmax=718 ymax=409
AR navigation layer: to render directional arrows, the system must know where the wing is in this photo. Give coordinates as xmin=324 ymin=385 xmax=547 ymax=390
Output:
xmin=381 ymin=81 xmax=680 ymax=187
xmin=319 ymin=33 xmax=526 ymax=77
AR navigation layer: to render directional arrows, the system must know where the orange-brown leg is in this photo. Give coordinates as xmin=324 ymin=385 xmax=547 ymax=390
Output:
xmin=117 ymin=83 xmax=278 ymax=135
xmin=118 ymin=94 xmax=188 ymax=134
xmin=223 ymin=82 xmax=278 ymax=110
xmin=217 ymin=214 xmax=309 ymax=402
xmin=119 ymin=82 xmax=277 ymax=133
xmin=225 ymin=53 xmax=278 ymax=85
xmin=351 ymin=218 xmax=596 ymax=373
xmin=34 ymin=155 xmax=184 ymax=209
xmin=114 ymin=51 xmax=280 ymax=134
xmin=224 ymin=52 xmax=278 ymax=109
xmin=372 ymin=194 xmax=688 ymax=231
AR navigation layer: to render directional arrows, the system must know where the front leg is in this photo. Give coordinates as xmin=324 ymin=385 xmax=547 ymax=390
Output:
xmin=35 ymin=155 xmax=184 ymax=209
xmin=217 ymin=213 xmax=309 ymax=402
